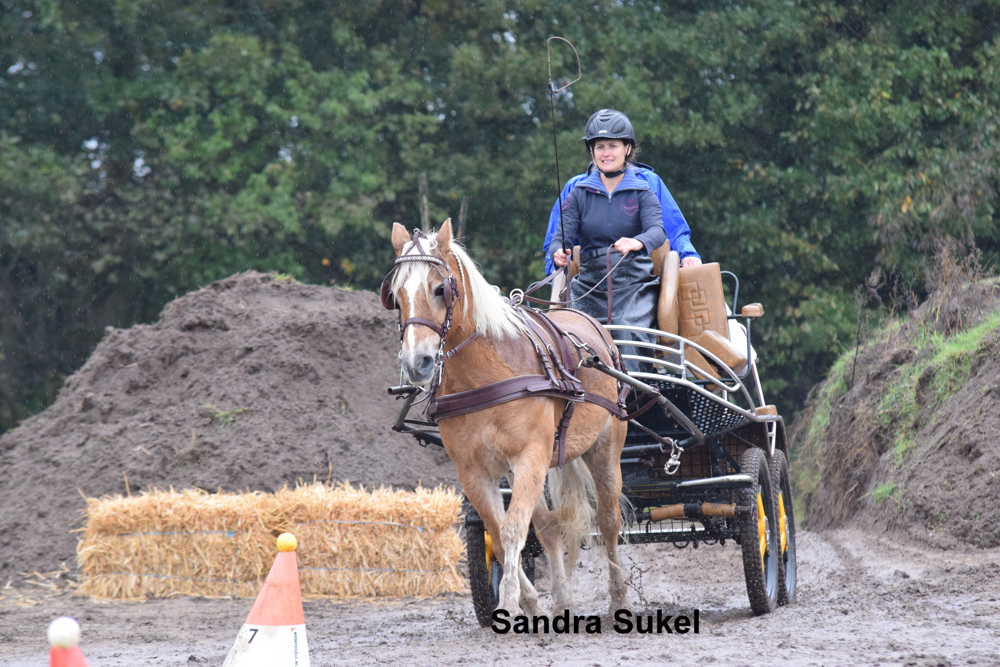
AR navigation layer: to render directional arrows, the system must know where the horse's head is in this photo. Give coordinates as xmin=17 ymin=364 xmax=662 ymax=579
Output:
xmin=385 ymin=219 xmax=463 ymax=385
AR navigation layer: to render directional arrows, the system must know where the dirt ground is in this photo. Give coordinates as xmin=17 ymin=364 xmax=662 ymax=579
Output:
xmin=3 ymin=274 xmax=999 ymax=665
xmin=2 ymin=526 xmax=998 ymax=666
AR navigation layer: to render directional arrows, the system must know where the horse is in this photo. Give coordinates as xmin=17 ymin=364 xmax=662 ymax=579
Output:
xmin=385 ymin=219 xmax=629 ymax=619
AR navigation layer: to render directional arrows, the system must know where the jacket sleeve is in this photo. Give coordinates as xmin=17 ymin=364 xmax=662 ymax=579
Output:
xmin=635 ymin=189 xmax=667 ymax=254
xmin=650 ymin=173 xmax=700 ymax=261
xmin=544 ymin=175 xmax=585 ymax=274
xmin=548 ymin=188 xmax=582 ymax=265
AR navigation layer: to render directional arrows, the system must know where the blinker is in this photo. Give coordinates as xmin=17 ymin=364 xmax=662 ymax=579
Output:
xmin=380 ymin=275 xmax=398 ymax=310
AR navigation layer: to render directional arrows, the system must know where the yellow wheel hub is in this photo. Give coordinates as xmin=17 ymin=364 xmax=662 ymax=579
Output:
xmin=756 ymin=490 xmax=767 ymax=573
xmin=484 ymin=531 xmax=493 ymax=571
xmin=778 ymin=491 xmax=788 ymax=555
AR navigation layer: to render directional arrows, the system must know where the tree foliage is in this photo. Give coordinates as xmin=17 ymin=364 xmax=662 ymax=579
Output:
xmin=2 ymin=0 xmax=999 ymax=432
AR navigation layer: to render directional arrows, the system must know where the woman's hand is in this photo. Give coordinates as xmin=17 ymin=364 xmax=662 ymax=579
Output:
xmin=553 ymin=248 xmax=569 ymax=267
xmin=681 ymin=257 xmax=702 ymax=268
xmin=613 ymin=237 xmax=644 ymax=254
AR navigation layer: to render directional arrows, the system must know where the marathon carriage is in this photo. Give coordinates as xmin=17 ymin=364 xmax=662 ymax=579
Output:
xmin=385 ymin=225 xmax=797 ymax=625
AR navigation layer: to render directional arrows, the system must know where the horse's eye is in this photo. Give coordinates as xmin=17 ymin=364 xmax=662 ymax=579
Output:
xmin=433 ymin=285 xmax=445 ymax=298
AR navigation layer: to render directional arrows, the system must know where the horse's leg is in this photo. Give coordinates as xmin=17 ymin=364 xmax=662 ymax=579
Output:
xmin=531 ymin=495 xmax=574 ymax=615
xmin=582 ymin=416 xmax=630 ymax=615
xmin=498 ymin=439 xmax=550 ymax=617
xmin=457 ymin=468 xmax=507 ymax=580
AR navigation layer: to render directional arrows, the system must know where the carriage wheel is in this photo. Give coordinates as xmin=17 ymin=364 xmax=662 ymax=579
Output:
xmin=465 ymin=518 xmax=535 ymax=627
xmin=770 ymin=450 xmax=797 ymax=606
xmin=739 ymin=447 xmax=779 ymax=616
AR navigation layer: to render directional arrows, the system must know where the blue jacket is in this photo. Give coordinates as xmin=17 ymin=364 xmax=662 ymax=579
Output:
xmin=544 ymin=163 xmax=699 ymax=274
xmin=548 ymin=168 xmax=666 ymax=264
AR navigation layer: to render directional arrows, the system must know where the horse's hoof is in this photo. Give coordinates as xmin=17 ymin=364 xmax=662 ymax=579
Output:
xmin=610 ymin=602 xmax=631 ymax=618
xmin=500 ymin=605 xmax=524 ymax=618
xmin=522 ymin=599 xmax=547 ymax=618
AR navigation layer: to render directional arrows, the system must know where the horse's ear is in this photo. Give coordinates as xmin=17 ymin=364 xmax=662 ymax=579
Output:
xmin=391 ymin=222 xmax=409 ymax=256
xmin=436 ymin=218 xmax=453 ymax=254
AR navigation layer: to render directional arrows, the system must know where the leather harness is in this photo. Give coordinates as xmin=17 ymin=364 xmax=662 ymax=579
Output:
xmin=381 ymin=230 xmax=637 ymax=468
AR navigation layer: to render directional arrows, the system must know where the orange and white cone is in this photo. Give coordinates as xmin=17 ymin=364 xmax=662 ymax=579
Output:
xmin=223 ymin=533 xmax=310 ymax=667
xmin=48 ymin=617 xmax=89 ymax=667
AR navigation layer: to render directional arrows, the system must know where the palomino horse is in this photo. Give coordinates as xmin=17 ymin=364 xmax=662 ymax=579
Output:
xmin=387 ymin=219 xmax=629 ymax=618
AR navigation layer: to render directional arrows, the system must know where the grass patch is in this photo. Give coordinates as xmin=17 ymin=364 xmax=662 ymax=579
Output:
xmin=863 ymin=481 xmax=902 ymax=506
xmin=876 ymin=309 xmax=1000 ymax=463
xmin=876 ymin=363 xmax=920 ymax=427
xmin=825 ymin=352 xmax=851 ymax=399
xmin=893 ymin=433 xmax=916 ymax=465
xmin=270 ymin=272 xmax=301 ymax=283
xmin=928 ymin=309 xmax=1000 ymax=365
xmin=199 ymin=404 xmax=251 ymax=427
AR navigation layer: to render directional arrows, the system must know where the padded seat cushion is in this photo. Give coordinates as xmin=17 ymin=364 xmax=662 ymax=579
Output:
xmin=656 ymin=248 xmax=679 ymax=335
xmin=677 ymin=263 xmax=747 ymax=375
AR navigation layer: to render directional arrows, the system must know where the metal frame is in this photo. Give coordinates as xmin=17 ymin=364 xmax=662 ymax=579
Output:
xmin=588 ymin=315 xmax=781 ymax=546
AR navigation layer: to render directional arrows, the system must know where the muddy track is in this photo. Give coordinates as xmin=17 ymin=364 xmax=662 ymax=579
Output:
xmin=2 ymin=527 xmax=997 ymax=666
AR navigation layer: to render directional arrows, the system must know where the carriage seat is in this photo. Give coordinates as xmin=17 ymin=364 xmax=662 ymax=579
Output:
xmin=676 ymin=262 xmax=749 ymax=377
xmin=560 ymin=244 xmax=752 ymax=378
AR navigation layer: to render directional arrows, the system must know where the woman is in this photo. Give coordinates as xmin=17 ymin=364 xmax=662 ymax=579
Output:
xmin=549 ymin=109 xmax=668 ymax=373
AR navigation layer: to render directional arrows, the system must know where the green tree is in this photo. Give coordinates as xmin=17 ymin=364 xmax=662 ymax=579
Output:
xmin=2 ymin=0 xmax=999 ymax=433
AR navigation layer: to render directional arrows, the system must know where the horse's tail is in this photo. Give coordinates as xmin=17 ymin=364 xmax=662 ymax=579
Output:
xmin=546 ymin=458 xmax=597 ymax=578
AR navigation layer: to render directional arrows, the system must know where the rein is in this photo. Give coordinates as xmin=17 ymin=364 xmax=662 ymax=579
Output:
xmin=513 ymin=247 xmax=630 ymax=310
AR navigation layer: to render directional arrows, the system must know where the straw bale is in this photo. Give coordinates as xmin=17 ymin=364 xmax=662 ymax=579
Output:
xmin=76 ymin=483 xmax=467 ymax=599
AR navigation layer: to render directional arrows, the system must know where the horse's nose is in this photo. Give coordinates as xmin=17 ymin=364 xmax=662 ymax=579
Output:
xmin=403 ymin=353 xmax=436 ymax=384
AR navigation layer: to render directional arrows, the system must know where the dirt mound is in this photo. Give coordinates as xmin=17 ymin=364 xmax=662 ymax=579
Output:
xmin=0 ymin=272 xmax=458 ymax=579
xmin=792 ymin=277 xmax=1000 ymax=547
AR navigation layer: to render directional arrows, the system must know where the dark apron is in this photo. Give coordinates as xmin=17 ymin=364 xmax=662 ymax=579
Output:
xmin=570 ymin=250 xmax=659 ymax=373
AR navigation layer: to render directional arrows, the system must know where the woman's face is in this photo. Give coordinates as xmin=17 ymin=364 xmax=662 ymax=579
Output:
xmin=591 ymin=139 xmax=629 ymax=174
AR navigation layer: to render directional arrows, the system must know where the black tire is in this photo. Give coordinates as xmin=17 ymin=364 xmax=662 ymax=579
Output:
xmin=466 ymin=523 xmax=499 ymax=627
xmin=770 ymin=450 xmax=797 ymax=606
xmin=739 ymin=447 xmax=779 ymax=616
xmin=465 ymin=503 xmax=536 ymax=628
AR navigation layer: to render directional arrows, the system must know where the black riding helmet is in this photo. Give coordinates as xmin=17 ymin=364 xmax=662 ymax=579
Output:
xmin=582 ymin=109 xmax=636 ymax=145
xmin=582 ymin=109 xmax=635 ymax=177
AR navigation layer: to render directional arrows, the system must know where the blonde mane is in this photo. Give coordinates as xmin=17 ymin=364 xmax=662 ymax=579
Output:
xmin=390 ymin=235 xmax=528 ymax=341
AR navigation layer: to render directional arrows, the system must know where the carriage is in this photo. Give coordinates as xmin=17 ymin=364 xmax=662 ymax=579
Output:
xmin=386 ymin=227 xmax=797 ymax=625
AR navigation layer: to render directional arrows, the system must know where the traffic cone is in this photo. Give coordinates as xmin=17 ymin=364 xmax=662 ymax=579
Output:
xmin=223 ymin=533 xmax=310 ymax=667
xmin=48 ymin=617 xmax=89 ymax=667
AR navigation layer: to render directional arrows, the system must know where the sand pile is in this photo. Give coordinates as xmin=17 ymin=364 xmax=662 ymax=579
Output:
xmin=0 ymin=272 xmax=458 ymax=579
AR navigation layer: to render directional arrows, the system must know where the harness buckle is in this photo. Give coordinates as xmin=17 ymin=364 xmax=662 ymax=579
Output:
xmin=508 ymin=288 xmax=524 ymax=306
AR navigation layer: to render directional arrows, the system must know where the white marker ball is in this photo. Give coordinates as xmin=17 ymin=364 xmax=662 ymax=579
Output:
xmin=47 ymin=616 xmax=81 ymax=648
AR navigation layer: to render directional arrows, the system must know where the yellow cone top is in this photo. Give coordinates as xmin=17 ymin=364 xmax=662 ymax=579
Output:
xmin=276 ymin=533 xmax=297 ymax=552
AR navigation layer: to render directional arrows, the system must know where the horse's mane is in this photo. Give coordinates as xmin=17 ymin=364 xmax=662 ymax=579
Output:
xmin=391 ymin=235 xmax=528 ymax=341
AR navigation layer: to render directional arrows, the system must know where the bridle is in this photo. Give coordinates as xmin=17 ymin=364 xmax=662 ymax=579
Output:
xmin=379 ymin=229 xmax=479 ymax=392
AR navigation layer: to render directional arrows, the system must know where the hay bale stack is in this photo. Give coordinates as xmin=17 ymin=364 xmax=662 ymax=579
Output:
xmin=77 ymin=483 xmax=467 ymax=599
